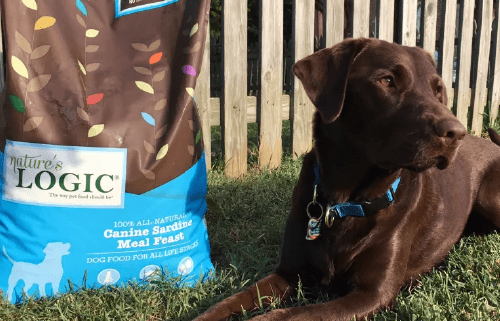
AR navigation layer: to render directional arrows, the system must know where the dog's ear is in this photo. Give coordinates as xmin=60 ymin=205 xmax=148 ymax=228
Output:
xmin=292 ymin=38 xmax=369 ymax=123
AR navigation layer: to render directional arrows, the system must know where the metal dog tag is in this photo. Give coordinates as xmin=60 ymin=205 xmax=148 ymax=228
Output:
xmin=306 ymin=217 xmax=322 ymax=240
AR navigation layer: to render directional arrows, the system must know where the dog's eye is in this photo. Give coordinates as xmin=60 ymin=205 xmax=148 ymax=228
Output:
xmin=380 ymin=76 xmax=395 ymax=87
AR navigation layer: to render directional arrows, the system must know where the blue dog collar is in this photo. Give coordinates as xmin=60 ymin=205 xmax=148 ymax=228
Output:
xmin=326 ymin=177 xmax=400 ymax=218
xmin=313 ymin=163 xmax=401 ymax=227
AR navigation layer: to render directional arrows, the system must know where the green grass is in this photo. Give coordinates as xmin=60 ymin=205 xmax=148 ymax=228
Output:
xmin=1 ymin=122 xmax=499 ymax=320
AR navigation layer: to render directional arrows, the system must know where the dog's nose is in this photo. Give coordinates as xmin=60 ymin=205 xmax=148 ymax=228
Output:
xmin=435 ymin=120 xmax=466 ymax=141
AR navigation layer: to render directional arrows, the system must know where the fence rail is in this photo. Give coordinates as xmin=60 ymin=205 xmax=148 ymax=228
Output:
xmin=197 ymin=0 xmax=500 ymax=175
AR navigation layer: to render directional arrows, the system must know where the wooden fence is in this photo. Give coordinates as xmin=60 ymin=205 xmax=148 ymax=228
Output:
xmin=1 ymin=1 xmax=499 ymax=177
xmin=196 ymin=0 xmax=500 ymax=176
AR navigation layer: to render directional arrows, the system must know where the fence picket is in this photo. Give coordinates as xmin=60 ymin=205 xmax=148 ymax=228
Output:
xmin=490 ymin=0 xmax=500 ymax=125
xmin=456 ymin=0 xmax=475 ymax=126
xmin=401 ymin=0 xmax=418 ymax=46
xmin=325 ymin=0 xmax=344 ymax=47
xmin=423 ymin=0 xmax=438 ymax=55
xmin=441 ymin=0 xmax=457 ymax=108
xmin=471 ymin=0 xmax=493 ymax=136
xmin=196 ymin=22 xmax=212 ymax=170
xmin=222 ymin=0 xmax=248 ymax=176
xmin=259 ymin=0 xmax=283 ymax=169
xmin=292 ymin=0 xmax=315 ymax=158
xmin=353 ymin=1 xmax=370 ymax=38
xmin=379 ymin=0 xmax=395 ymax=42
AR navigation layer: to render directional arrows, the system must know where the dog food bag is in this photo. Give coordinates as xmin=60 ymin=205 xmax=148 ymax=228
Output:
xmin=0 ymin=0 xmax=213 ymax=303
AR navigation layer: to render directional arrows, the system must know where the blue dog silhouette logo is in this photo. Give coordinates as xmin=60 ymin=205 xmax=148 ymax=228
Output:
xmin=3 ymin=242 xmax=71 ymax=301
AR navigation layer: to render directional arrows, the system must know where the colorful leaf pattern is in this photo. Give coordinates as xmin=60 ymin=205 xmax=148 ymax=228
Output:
xmin=35 ymin=16 xmax=56 ymax=30
xmin=76 ymin=14 xmax=86 ymax=28
xmin=78 ymin=60 xmax=86 ymax=75
xmin=135 ymin=67 xmax=152 ymax=76
xmin=155 ymin=125 xmax=168 ymax=139
xmin=156 ymin=144 xmax=169 ymax=160
xmin=136 ymin=81 xmax=154 ymax=94
xmin=22 ymin=0 xmax=38 ymax=10
xmin=183 ymin=41 xmax=201 ymax=54
xmin=141 ymin=112 xmax=156 ymax=126
xmin=23 ymin=117 xmax=43 ymax=132
xmin=152 ymin=71 xmax=165 ymax=82
xmin=85 ymin=45 xmax=99 ymax=52
xmin=132 ymin=43 xmax=150 ymax=52
xmin=183 ymin=65 xmax=196 ymax=76
xmin=9 ymin=95 xmax=25 ymax=113
xmin=76 ymin=0 xmax=88 ymax=16
xmin=190 ymin=24 xmax=198 ymax=37
xmin=9 ymin=4 xmax=58 ymax=132
xmin=149 ymin=52 xmax=162 ymax=65
xmin=149 ymin=40 xmax=161 ymax=51
xmin=27 ymin=74 xmax=51 ymax=92
xmin=11 ymin=56 xmax=29 ymax=78
xmin=77 ymin=107 xmax=89 ymax=121
xmin=143 ymin=140 xmax=155 ymax=153
xmin=16 ymin=32 xmax=32 ymax=54
xmin=86 ymin=63 xmax=100 ymax=72
xmin=31 ymin=45 xmax=51 ymax=59
xmin=86 ymin=29 xmax=99 ymax=38
xmin=9 ymin=7 xmax=202 ymax=171
xmin=154 ymin=99 xmax=167 ymax=111
xmin=87 ymin=93 xmax=104 ymax=105
xmin=88 ymin=124 xmax=104 ymax=137
xmin=142 ymin=169 xmax=156 ymax=180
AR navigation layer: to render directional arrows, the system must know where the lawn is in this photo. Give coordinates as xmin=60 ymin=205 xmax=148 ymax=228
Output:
xmin=1 ymin=122 xmax=499 ymax=320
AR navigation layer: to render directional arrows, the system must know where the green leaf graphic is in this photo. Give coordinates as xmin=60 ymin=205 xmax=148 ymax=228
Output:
xmin=9 ymin=95 xmax=25 ymax=113
xmin=195 ymin=130 xmax=202 ymax=144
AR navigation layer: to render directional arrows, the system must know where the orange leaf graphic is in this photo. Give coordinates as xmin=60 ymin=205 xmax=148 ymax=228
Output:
xmin=87 ymin=93 xmax=104 ymax=105
xmin=149 ymin=52 xmax=162 ymax=65
xmin=34 ymin=16 xmax=56 ymax=30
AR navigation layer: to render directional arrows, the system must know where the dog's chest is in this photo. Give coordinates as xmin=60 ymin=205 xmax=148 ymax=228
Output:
xmin=307 ymin=236 xmax=336 ymax=282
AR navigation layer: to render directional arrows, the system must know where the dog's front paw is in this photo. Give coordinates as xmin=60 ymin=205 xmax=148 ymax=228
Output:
xmin=250 ymin=308 xmax=294 ymax=321
xmin=251 ymin=307 xmax=324 ymax=321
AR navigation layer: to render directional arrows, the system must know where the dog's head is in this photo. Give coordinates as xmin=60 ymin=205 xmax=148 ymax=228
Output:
xmin=293 ymin=38 xmax=466 ymax=172
xmin=43 ymin=242 xmax=71 ymax=257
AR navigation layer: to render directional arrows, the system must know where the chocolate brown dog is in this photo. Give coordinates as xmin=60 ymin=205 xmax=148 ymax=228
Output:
xmin=197 ymin=38 xmax=500 ymax=320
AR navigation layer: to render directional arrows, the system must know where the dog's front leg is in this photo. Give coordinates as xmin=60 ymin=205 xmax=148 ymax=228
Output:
xmin=195 ymin=273 xmax=294 ymax=321
xmin=250 ymin=287 xmax=398 ymax=321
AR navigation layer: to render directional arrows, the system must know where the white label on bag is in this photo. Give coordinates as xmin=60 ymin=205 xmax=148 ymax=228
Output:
xmin=2 ymin=141 xmax=127 ymax=208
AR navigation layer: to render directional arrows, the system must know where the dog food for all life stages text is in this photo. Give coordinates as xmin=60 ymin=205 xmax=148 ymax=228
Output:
xmin=0 ymin=0 xmax=213 ymax=303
